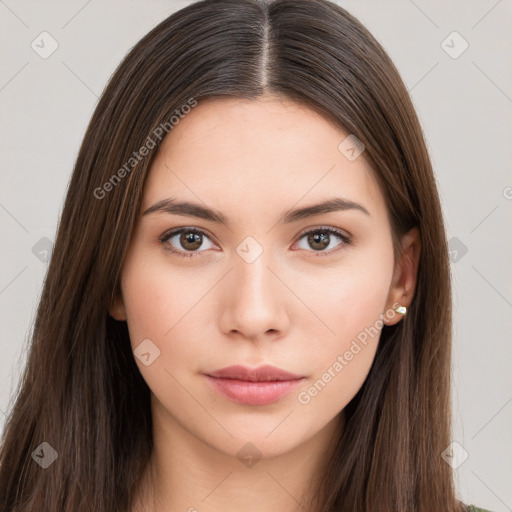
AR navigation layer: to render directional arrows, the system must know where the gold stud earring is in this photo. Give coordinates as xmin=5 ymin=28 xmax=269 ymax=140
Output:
xmin=395 ymin=305 xmax=407 ymax=315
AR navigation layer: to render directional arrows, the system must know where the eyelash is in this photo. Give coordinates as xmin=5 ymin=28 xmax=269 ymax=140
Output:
xmin=158 ymin=226 xmax=352 ymax=259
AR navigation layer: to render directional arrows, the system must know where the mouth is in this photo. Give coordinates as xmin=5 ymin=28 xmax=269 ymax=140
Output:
xmin=203 ymin=364 xmax=305 ymax=406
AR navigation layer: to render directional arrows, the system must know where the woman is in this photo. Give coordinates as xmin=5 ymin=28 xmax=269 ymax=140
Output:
xmin=0 ymin=0 xmax=494 ymax=511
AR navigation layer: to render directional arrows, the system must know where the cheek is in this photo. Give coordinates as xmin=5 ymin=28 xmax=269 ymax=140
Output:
xmin=295 ymin=242 xmax=393 ymax=407
xmin=119 ymin=249 xmax=225 ymax=382
xmin=121 ymin=250 xmax=202 ymax=345
xmin=299 ymin=242 xmax=393 ymax=345
xmin=120 ymin=255 xmax=205 ymax=401
xmin=296 ymin=285 xmax=385 ymax=419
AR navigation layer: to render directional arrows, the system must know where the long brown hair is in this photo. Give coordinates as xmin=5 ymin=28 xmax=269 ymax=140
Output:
xmin=0 ymin=0 xmax=467 ymax=510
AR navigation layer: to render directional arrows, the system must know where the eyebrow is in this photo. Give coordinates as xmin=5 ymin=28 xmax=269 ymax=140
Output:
xmin=141 ymin=197 xmax=370 ymax=226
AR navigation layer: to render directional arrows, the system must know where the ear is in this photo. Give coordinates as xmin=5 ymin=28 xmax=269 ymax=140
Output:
xmin=109 ymin=283 xmax=127 ymax=321
xmin=384 ymin=227 xmax=421 ymax=326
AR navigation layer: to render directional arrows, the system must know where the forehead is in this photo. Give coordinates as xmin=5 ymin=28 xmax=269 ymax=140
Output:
xmin=142 ymin=96 xmax=386 ymax=222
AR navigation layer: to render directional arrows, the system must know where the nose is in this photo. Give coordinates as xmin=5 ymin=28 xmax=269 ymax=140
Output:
xmin=218 ymin=251 xmax=290 ymax=343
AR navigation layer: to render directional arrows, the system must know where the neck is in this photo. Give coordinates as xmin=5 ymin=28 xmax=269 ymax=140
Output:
xmin=132 ymin=395 xmax=345 ymax=512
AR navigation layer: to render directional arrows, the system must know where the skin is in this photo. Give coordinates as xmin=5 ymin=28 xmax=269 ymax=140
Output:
xmin=110 ymin=95 xmax=421 ymax=512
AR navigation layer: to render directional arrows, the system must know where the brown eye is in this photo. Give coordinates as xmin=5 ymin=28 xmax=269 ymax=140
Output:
xmin=160 ymin=228 xmax=215 ymax=258
xmin=306 ymin=231 xmax=330 ymax=251
xmin=179 ymin=231 xmax=203 ymax=251
xmin=294 ymin=227 xmax=351 ymax=255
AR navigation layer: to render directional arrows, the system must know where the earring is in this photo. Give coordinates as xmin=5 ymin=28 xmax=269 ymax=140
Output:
xmin=395 ymin=305 xmax=407 ymax=315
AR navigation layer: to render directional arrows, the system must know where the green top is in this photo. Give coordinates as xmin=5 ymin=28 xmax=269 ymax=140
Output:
xmin=468 ymin=505 xmax=494 ymax=512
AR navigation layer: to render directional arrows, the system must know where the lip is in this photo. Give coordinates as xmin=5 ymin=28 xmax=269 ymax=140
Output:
xmin=204 ymin=365 xmax=305 ymax=406
xmin=206 ymin=364 xmax=304 ymax=382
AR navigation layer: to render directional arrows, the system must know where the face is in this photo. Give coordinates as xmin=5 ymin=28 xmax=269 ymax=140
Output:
xmin=110 ymin=95 xmax=418 ymax=460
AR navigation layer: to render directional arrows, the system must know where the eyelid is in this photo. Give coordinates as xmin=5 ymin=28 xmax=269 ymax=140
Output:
xmin=294 ymin=224 xmax=351 ymax=241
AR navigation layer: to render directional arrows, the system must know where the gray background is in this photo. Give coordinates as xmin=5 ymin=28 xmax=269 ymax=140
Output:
xmin=1 ymin=1 xmax=511 ymax=510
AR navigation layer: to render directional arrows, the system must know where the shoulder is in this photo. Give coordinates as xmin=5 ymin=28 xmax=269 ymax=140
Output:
xmin=468 ymin=505 xmax=495 ymax=512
